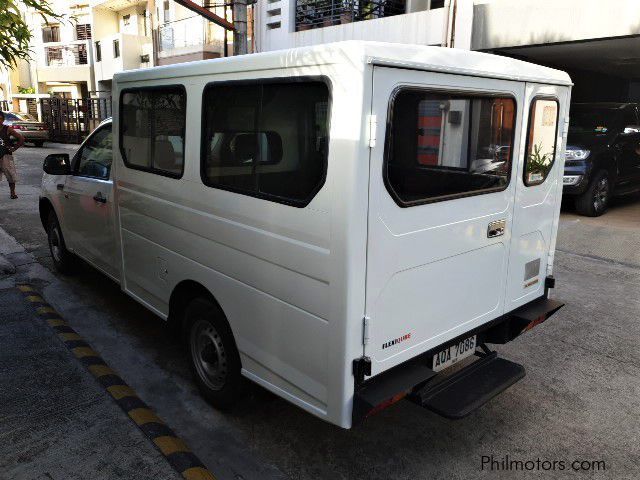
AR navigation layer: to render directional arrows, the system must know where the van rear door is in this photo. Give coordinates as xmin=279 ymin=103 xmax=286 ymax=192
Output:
xmin=504 ymin=83 xmax=567 ymax=311
xmin=364 ymin=66 xmax=525 ymax=376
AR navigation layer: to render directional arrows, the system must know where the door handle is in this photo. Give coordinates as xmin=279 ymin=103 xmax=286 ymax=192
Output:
xmin=93 ymin=192 xmax=107 ymax=204
xmin=487 ymin=219 xmax=506 ymax=238
xmin=56 ymin=184 xmax=64 ymax=191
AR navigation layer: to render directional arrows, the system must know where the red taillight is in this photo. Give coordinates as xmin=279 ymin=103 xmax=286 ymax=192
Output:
xmin=364 ymin=391 xmax=408 ymax=419
xmin=12 ymin=125 xmax=23 ymax=130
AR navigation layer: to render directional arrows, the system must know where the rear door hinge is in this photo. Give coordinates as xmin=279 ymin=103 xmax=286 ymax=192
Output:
xmin=363 ymin=315 xmax=371 ymax=345
xmin=368 ymin=115 xmax=377 ymax=148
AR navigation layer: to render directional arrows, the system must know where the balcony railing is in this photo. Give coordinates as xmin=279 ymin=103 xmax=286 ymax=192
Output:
xmin=158 ymin=17 xmax=205 ymax=51
xmin=295 ymin=0 xmax=406 ymax=31
xmin=44 ymin=43 xmax=89 ymax=67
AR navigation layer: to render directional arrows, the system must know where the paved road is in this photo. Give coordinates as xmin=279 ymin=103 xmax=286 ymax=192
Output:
xmin=1 ymin=144 xmax=640 ymax=479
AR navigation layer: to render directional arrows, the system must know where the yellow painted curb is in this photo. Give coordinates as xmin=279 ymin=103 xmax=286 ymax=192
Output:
xmin=107 ymin=384 xmax=137 ymax=400
xmin=88 ymin=364 xmax=117 ymax=377
xmin=153 ymin=435 xmax=191 ymax=456
xmin=128 ymin=408 xmax=163 ymax=426
xmin=72 ymin=346 xmax=99 ymax=358
xmin=59 ymin=332 xmax=83 ymax=341
xmin=182 ymin=467 xmax=217 ymax=480
xmin=47 ymin=318 xmax=67 ymax=327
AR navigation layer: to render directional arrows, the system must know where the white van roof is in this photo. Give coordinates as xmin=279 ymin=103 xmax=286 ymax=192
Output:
xmin=115 ymin=40 xmax=572 ymax=87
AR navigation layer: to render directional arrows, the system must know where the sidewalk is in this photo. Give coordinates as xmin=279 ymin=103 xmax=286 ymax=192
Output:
xmin=0 ymin=289 xmax=183 ymax=479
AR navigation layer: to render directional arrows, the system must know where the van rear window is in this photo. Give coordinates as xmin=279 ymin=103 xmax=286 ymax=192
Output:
xmin=524 ymin=98 xmax=559 ymax=186
xmin=201 ymin=79 xmax=330 ymax=207
xmin=385 ymin=89 xmax=516 ymax=206
xmin=120 ymin=86 xmax=186 ymax=178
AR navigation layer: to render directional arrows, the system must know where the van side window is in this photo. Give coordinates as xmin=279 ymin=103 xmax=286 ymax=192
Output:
xmin=385 ymin=89 xmax=515 ymax=206
xmin=524 ymin=98 xmax=559 ymax=186
xmin=120 ymin=86 xmax=186 ymax=178
xmin=201 ymin=80 xmax=330 ymax=207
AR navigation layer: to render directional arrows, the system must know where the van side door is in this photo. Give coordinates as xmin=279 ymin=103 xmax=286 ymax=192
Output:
xmin=62 ymin=123 xmax=118 ymax=279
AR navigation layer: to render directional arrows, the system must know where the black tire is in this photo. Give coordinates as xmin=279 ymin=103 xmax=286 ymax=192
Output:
xmin=185 ymin=297 xmax=245 ymax=410
xmin=46 ymin=211 xmax=75 ymax=274
xmin=575 ymin=170 xmax=611 ymax=217
xmin=33 ymin=141 xmax=45 ymax=148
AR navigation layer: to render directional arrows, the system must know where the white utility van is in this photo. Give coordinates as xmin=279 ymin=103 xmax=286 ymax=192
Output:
xmin=39 ymin=41 xmax=569 ymax=429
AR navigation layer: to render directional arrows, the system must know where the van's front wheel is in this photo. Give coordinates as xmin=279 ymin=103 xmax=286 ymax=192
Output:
xmin=185 ymin=297 xmax=245 ymax=410
xmin=46 ymin=212 xmax=75 ymax=274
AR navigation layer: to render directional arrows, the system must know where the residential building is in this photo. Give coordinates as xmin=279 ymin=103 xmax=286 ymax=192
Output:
xmin=5 ymin=0 xmax=640 ymax=117
xmin=254 ymin=0 xmax=473 ymax=52
xmin=21 ymin=0 xmax=96 ymax=99
xmin=254 ymin=0 xmax=640 ymax=102
xmin=156 ymin=1 xmax=231 ymax=65
xmin=90 ymin=0 xmax=154 ymax=96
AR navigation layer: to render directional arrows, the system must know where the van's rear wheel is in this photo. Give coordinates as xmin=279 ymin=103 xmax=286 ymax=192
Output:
xmin=46 ymin=212 xmax=75 ymax=274
xmin=575 ymin=170 xmax=610 ymax=217
xmin=185 ymin=297 xmax=245 ymax=409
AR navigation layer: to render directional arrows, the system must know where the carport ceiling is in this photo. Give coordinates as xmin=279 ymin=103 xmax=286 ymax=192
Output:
xmin=494 ymin=36 xmax=640 ymax=80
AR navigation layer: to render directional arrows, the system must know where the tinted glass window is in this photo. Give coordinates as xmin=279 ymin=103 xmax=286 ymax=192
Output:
xmin=76 ymin=125 xmax=113 ymax=179
xmin=201 ymin=80 xmax=329 ymax=206
xmin=524 ymin=98 xmax=558 ymax=186
xmin=386 ymin=90 xmax=515 ymax=206
xmin=120 ymin=87 xmax=186 ymax=177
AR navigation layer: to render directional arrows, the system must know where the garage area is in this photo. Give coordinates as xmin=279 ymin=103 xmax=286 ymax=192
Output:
xmin=480 ymin=32 xmax=640 ymax=218
xmin=487 ymin=36 xmax=640 ymax=104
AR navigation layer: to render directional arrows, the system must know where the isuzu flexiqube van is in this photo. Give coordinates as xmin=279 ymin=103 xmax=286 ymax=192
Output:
xmin=39 ymin=41 xmax=569 ymax=429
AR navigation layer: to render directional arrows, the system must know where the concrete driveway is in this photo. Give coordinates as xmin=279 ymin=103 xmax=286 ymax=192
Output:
xmin=1 ymin=143 xmax=639 ymax=480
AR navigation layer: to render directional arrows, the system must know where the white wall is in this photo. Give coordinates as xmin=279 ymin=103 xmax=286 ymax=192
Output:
xmin=256 ymin=3 xmax=448 ymax=52
xmin=472 ymin=0 xmax=640 ymax=50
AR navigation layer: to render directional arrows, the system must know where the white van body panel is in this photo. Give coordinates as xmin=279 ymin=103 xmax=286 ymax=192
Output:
xmin=39 ymin=41 xmax=570 ymax=428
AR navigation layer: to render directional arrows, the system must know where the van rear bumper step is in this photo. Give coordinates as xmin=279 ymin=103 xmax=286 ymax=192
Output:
xmin=408 ymin=351 xmax=525 ymax=419
xmin=353 ymin=360 xmax=437 ymax=423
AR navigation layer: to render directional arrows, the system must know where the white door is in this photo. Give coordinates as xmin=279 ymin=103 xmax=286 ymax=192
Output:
xmin=63 ymin=124 xmax=118 ymax=279
xmin=364 ymin=66 xmax=525 ymax=376
xmin=505 ymin=83 xmax=567 ymax=310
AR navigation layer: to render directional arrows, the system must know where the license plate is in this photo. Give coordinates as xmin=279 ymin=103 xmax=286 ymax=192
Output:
xmin=432 ymin=335 xmax=477 ymax=372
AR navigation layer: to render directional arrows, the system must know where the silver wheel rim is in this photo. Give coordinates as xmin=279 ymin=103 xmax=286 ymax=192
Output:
xmin=49 ymin=226 xmax=62 ymax=263
xmin=594 ymin=177 xmax=609 ymax=212
xmin=190 ymin=319 xmax=228 ymax=390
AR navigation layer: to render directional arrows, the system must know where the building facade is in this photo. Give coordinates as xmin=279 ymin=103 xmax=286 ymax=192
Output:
xmin=253 ymin=0 xmax=640 ymax=102
xmin=3 ymin=0 xmax=243 ymax=108
xmin=4 ymin=0 xmax=640 ymax=116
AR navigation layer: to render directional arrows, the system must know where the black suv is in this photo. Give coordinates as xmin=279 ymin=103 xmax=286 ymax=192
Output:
xmin=564 ymin=103 xmax=640 ymax=216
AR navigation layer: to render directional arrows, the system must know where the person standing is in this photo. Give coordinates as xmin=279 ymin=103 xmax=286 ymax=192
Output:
xmin=0 ymin=111 xmax=25 ymax=199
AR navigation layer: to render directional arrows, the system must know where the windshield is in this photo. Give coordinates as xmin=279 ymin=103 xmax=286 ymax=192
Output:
xmin=569 ymin=108 xmax=621 ymax=135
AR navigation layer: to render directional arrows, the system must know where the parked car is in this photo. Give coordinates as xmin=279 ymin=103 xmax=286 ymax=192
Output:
xmin=38 ymin=42 xmax=569 ymax=429
xmin=563 ymin=102 xmax=640 ymax=216
xmin=1 ymin=111 xmax=48 ymax=147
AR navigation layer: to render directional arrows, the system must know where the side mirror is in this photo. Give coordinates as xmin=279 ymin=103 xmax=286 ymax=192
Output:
xmin=43 ymin=153 xmax=71 ymax=175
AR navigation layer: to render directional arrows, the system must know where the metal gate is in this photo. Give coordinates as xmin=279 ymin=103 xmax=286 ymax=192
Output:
xmin=40 ymin=97 xmax=112 ymax=143
xmin=0 ymin=100 xmax=8 ymax=112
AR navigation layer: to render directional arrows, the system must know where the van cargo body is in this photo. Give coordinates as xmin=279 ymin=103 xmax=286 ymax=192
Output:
xmin=40 ymin=41 xmax=571 ymax=428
